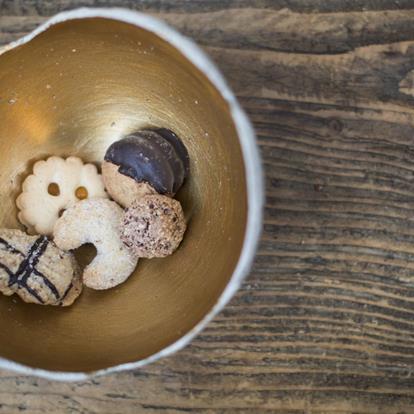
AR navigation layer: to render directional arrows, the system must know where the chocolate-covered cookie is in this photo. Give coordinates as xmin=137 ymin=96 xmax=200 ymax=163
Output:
xmin=101 ymin=160 xmax=157 ymax=208
xmin=103 ymin=129 xmax=189 ymax=206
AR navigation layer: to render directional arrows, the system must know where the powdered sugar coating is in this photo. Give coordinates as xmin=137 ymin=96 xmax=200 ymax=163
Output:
xmin=53 ymin=199 xmax=139 ymax=290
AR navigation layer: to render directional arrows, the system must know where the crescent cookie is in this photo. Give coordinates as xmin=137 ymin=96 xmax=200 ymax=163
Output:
xmin=0 ymin=229 xmax=82 ymax=306
xmin=53 ymin=198 xmax=139 ymax=290
xmin=16 ymin=156 xmax=108 ymax=236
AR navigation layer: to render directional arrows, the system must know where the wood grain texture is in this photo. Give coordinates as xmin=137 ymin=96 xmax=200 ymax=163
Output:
xmin=2 ymin=0 xmax=414 ymax=413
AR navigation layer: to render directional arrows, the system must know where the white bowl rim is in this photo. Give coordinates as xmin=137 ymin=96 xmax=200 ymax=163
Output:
xmin=0 ymin=7 xmax=264 ymax=381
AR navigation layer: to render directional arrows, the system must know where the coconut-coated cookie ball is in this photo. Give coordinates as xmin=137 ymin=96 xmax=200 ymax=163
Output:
xmin=121 ymin=194 xmax=186 ymax=258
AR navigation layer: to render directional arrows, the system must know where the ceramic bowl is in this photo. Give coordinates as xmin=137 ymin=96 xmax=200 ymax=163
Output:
xmin=0 ymin=8 xmax=263 ymax=380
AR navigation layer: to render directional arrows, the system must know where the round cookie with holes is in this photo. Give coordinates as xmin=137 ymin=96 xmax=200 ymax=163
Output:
xmin=16 ymin=156 xmax=108 ymax=235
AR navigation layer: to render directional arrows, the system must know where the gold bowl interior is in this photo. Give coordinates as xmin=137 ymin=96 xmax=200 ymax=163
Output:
xmin=0 ymin=17 xmax=247 ymax=372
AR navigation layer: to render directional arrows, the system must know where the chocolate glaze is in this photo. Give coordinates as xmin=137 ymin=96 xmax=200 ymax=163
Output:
xmin=60 ymin=281 xmax=74 ymax=304
xmin=0 ymin=237 xmax=24 ymax=256
xmin=153 ymin=128 xmax=190 ymax=176
xmin=104 ymin=129 xmax=190 ymax=195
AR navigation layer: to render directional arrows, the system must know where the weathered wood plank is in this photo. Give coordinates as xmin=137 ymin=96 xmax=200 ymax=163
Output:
xmin=1 ymin=0 xmax=414 ymax=15
xmin=161 ymin=9 xmax=414 ymax=54
xmin=2 ymin=1 xmax=414 ymax=413
xmin=4 ymin=9 xmax=414 ymax=55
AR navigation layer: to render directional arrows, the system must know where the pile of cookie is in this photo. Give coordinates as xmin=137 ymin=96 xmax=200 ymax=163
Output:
xmin=0 ymin=128 xmax=189 ymax=306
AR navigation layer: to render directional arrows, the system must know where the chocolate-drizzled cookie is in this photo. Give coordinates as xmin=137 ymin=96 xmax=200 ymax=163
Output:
xmin=0 ymin=229 xmax=82 ymax=306
xmin=102 ymin=129 xmax=190 ymax=207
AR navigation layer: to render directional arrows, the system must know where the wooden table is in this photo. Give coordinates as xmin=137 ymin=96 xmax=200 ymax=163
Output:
xmin=2 ymin=1 xmax=414 ymax=412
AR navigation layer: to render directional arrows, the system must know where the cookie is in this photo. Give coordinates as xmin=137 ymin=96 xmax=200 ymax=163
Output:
xmin=16 ymin=156 xmax=108 ymax=235
xmin=101 ymin=161 xmax=157 ymax=208
xmin=121 ymin=194 xmax=186 ymax=258
xmin=103 ymin=128 xmax=190 ymax=207
xmin=53 ymin=198 xmax=139 ymax=290
xmin=0 ymin=229 xmax=82 ymax=306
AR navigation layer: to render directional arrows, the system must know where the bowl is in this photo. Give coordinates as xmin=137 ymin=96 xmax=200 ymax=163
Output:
xmin=0 ymin=8 xmax=263 ymax=380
